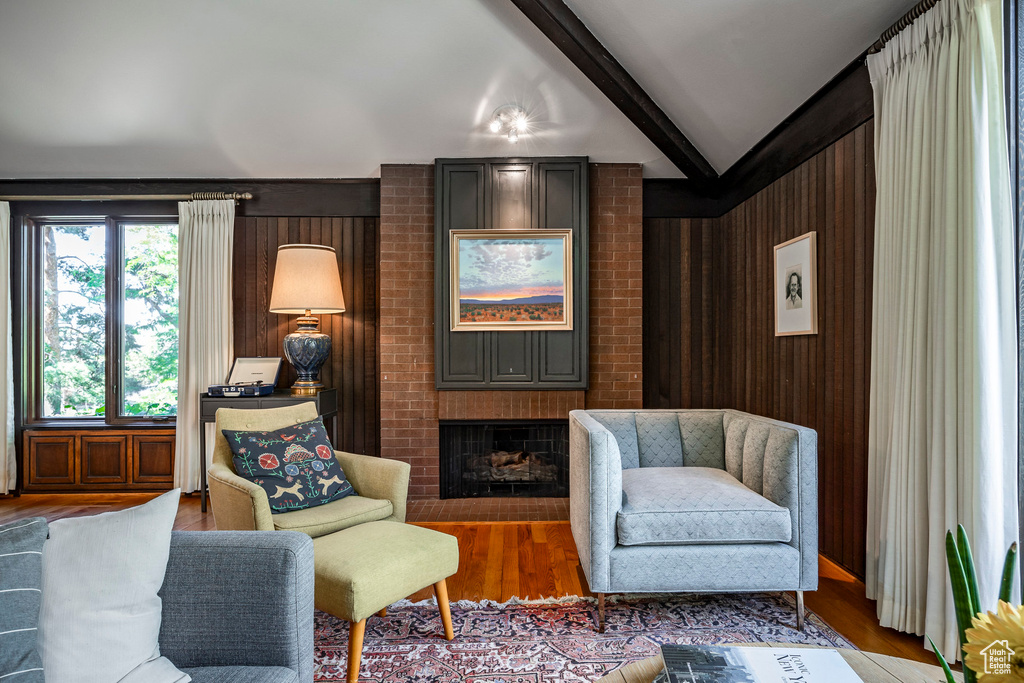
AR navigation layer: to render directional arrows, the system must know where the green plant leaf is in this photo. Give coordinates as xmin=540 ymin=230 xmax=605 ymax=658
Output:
xmin=957 ymin=524 xmax=981 ymax=616
xmin=946 ymin=531 xmax=977 ymax=683
xmin=1000 ymin=542 xmax=1018 ymax=603
xmin=928 ymin=636 xmax=958 ymax=683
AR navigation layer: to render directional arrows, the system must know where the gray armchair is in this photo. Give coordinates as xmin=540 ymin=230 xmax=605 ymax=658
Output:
xmin=158 ymin=530 xmax=315 ymax=683
xmin=569 ymin=409 xmax=817 ymax=631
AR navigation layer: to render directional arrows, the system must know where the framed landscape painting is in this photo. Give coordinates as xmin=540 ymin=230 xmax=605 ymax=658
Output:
xmin=774 ymin=231 xmax=818 ymax=336
xmin=450 ymin=229 xmax=573 ymax=332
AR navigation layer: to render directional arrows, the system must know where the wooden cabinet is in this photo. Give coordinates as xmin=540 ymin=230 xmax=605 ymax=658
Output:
xmin=434 ymin=157 xmax=589 ymax=390
xmin=22 ymin=429 xmax=174 ymax=492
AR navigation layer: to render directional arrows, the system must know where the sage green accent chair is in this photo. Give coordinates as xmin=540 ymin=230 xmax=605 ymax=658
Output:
xmin=208 ymin=402 xmax=458 ymax=683
xmin=208 ymin=402 xmax=411 ymax=535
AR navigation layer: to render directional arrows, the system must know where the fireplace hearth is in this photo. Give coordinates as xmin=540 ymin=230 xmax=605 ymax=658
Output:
xmin=440 ymin=421 xmax=569 ymax=498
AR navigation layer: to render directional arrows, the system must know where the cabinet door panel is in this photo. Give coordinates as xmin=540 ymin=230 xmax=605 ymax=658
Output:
xmin=539 ymin=331 xmax=582 ymax=382
xmin=446 ymin=167 xmax=485 ymax=229
xmin=538 ymin=164 xmax=580 ymax=229
xmin=490 ymin=164 xmax=533 ymax=229
xmin=438 ymin=163 xmax=487 ymax=384
xmin=538 ymin=162 xmax=587 ymax=386
xmin=444 ymin=335 xmax=485 ymax=381
xmin=80 ymin=436 xmax=127 ymax=484
xmin=490 ymin=332 xmax=534 ymax=382
xmin=133 ymin=435 xmax=175 ymax=484
xmin=26 ymin=435 xmax=76 ymax=487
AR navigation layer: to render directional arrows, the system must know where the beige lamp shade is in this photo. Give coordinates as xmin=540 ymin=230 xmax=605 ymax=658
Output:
xmin=269 ymin=244 xmax=346 ymax=314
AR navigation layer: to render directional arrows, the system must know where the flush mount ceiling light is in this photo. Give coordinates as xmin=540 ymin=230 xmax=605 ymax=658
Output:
xmin=488 ymin=105 xmax=528 ymax=143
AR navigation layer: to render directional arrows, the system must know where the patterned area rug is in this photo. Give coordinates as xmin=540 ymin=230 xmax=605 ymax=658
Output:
xmin=313 ymin=593 xmax=855 ymax=682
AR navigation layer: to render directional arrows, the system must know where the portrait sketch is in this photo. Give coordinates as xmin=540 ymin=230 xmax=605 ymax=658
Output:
xmin=774 ymin=232 xmax=817 ymax=336
xmin=784 ymin=267 xmax=803 ymax=310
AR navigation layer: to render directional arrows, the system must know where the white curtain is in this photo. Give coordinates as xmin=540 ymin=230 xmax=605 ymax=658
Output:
xmin=174 ymin=200 xmax=234 ymax=491
xmin=0 ymin=203 xmax=13 ymax=494
xmin=866 ymin=0 xmax=1017 ymax=660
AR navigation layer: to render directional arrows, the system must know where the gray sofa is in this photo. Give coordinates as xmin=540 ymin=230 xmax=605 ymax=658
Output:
xmin=569 ymin=409 xmax=817 ymax=631
xmin=158 ymin=531 xmax=315 ymax=683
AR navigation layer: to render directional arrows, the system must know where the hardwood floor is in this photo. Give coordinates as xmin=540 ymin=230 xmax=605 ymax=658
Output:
xmin=0 ymin=492 xmax=218 ymax=531
xmin=0 ymin=493 xmax=934 ymax=664
xmin=808 ymin=556 xmax=933 ymax=663
xmin=404 ymin=521 xmax=586 ymax=603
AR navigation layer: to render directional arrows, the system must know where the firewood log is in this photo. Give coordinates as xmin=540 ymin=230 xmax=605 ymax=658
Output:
xmin=490 ymin=450 xmax=525 ymax=467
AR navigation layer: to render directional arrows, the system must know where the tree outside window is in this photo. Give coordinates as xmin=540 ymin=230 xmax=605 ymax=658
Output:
xmin=40 ymin=221 xmax=178 ymax=420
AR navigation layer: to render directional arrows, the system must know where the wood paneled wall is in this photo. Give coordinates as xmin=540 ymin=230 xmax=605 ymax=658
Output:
xmin=643 ymin=122 xmax=875 ymax=576
xmin=643 ymin=216 xmax=724 ymax=409
xmin=232 ymin=216 xmax=380 ymax=456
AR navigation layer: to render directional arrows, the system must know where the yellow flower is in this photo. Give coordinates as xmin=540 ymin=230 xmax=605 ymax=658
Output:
xmin=964 ymin=601 xmax=1024 ymax=683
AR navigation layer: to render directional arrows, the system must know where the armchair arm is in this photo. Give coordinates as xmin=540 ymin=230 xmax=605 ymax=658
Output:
xmin=568 ymin=410 xmax=623 ymax=593
xmin=782 ymin=426 xmax=818 ymax=591
xmin=731 ymin=410 xmax=818 ymax=591
xmin=335 ymin=451 xmax=411 ymax=523
xmin=158 ymin=531 xmax=314 ymax=680
xmin=207 ymin=463 xmax=275 ymax=531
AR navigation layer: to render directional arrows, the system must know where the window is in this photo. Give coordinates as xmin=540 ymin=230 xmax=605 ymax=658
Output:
xmin=119 ymin=224 xmax=179 ymax=416
xmin=31 ymin=218 xmax=178 ymax=423
xmin=42 ymin=224 xmax=106 ymax=416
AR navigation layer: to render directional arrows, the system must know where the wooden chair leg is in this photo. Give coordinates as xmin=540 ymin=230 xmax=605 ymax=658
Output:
xmin=434 ymin=578 xmax=455 ymax=640
xmin=796 ymin=591 xmax=805 ymax=631
xmin=377 ymin=607 xmax=387 ymax=617
xmin=598 ymin=593 xmax=606 ymax=633
xmin=347 ymin=618 xmax=366 ymax=683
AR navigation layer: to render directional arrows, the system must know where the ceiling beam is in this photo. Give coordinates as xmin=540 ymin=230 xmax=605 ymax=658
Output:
xmin=510 ymin=0 xmax=719 ymax=183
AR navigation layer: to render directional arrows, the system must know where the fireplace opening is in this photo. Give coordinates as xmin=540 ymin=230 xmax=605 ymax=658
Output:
xmin=439 ymin=420 xmax=569 ymax=498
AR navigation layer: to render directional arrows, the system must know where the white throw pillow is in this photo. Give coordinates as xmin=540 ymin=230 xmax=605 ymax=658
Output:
xmin=37 ymin=489 xmax=190 ymax=683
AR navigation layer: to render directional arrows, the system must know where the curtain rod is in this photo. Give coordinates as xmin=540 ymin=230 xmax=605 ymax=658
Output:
xmin=868 ymin=0 xmax=940 ymax=54
xmin=0 ymin=191 xmax=253 ymax=202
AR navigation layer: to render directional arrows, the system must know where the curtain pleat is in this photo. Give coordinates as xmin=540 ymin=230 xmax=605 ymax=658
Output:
xmin=174 ymin=200 xmax=234 ymax=492
xmin=0 ymin=203 xmax=13 ymax=494
xmin=865 ymin=0 xmax=1018 ymax=660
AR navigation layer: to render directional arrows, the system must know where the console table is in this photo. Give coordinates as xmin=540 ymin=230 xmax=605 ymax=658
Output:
xmin=198 ymin=388 xmax=338 ymax=512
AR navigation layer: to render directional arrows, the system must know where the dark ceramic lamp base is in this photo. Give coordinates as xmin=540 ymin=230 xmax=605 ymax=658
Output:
xmin=283 ymin=315 xmax=331 ymax=395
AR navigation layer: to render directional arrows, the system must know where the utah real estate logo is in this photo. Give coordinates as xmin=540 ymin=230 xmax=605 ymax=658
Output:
xmin=980 ymin=640 xmax=1015 ymax=675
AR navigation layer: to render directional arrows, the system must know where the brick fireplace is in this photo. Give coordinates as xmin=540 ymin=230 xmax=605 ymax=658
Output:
xmin=378 ymin=163 xmax=643 ymax=499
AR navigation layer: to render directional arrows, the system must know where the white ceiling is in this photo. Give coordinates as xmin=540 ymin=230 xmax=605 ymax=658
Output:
xmin=0 ymin=0 xmax=914 ymax=180
xmin=564 ymin=0 xmax=915 ymax=173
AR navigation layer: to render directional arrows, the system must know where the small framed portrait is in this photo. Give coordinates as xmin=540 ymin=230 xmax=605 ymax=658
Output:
xmin=774 ymin=231 xmax=818 ymax=336
xmin=449 ymin=229 xmax=573 ymax=332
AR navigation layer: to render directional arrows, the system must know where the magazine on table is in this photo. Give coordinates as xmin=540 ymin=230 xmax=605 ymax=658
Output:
xmin=653 ymin=645 xmax=863 ymax=683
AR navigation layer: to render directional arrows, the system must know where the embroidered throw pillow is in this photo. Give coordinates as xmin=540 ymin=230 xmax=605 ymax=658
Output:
xmin=223 ymin=417 xmax=356 ymax=512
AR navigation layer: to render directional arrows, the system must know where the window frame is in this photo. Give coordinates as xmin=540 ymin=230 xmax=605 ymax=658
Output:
xmin=1009 ymin=0 xmax=1023 ymax=590
xmin=21 ymin=213 xmax=179 ymax=427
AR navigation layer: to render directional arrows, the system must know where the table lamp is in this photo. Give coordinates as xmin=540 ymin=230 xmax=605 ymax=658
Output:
xmin=269 ymin=244 xmax=346 ymax=395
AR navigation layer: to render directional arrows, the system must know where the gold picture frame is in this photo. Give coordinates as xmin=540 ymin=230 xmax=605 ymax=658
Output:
xmin=774 ymin=231 xmax=818 ymax=336
xmin=450 ymin=229 xmax=573 ymax=332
